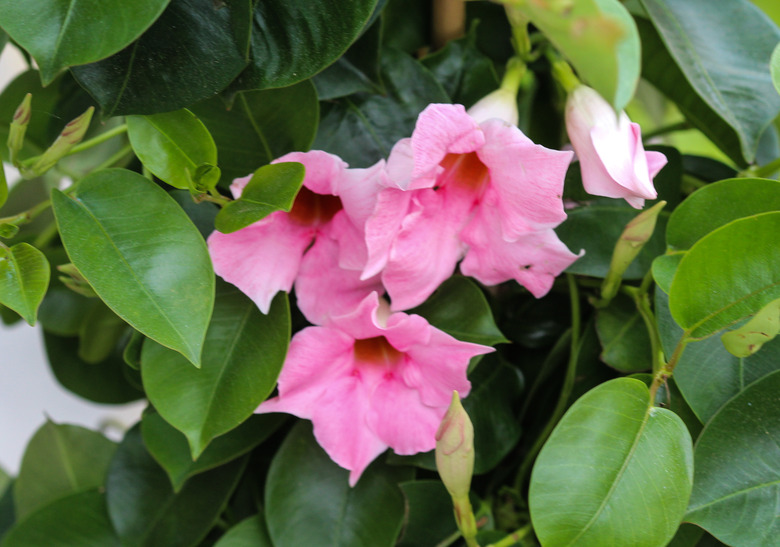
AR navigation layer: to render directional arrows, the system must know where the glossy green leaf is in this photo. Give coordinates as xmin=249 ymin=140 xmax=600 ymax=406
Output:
xmin=191 ymin=82 xmax=318 ymax=186
xmin=230 ymin=0 xmax=378 ymax=91
xmin=142 ymin=411 xmax=285 ymax=492
xmin=397 ymin=481 xmax=456 ymax=547
xmin=669 ymin=212 xmax=780 ymax=339
xmin=652 ymin=253 xmax=684 ymax=295
xmin=14 ymin=421 xmax=116 ymax=520
xmin=686 ymin=370 xmax=780 ymax=546
xmin=411 ymin=276 xmax=507 ymax=347
xmin=314 ymin=48 xmax=449 ymax=168
xmin=142 ymin=284 xmax=289 ymax=458
xmin=2 ymin=490 xmax=119 ymax=547
xmin=214 ymin=162 xmax=305 ymax=233
xmin=638 ymin=0 xmax=780 ymax=165
xmin=667 ymin=178 xmax=780 ymax=250
xmin=71 ymin=0 xmax=247 ymax=116
xmin=0 ymin=0 xmax=170 ymax=85
xmin=595 ymin=293 xmax=653 ymax=372
xmin=43 ymin=330 xmax=144 ymax=404
xmin=0 ymin=242 xmax=50 ymax=326
xmin=516 ymin=0 xmax=640 ymax=110
xmin=127 ymin=109 xmax=218 ymax=190
xmin=772 ymin=42 xmax=780 ymax=96
xmin=265 ymin=421 xmax=410 ymax=547
xmin=667 ymin=523 xmax=705 ymax=547
xmin=78 ymin=302 xmax=128 ymax=364
xmin=106 ymin=425 xmax=247 ymax=547
xmin=214 ymin=515 xmax=272 ymax=547
xmin=529 ymin=378 xmax=693 ymax=547
xmin=51 ymin=169 xmax=214 ymax=367
xmin=656 ymin=289 xmax=780 ymax=424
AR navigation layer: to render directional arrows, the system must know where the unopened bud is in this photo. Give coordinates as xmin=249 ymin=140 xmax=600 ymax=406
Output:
xmin=8 ymin=93 xmax=32 ymax=166
xmin=436 ymin=391 xmax=475 ymax=499
xmin=57 ymin=263 xmax=97 ymax=298
xmin=28 ymin=106 xmax=94 ymax=177
xmin=467 ymin=87 xmax=519 ymax=126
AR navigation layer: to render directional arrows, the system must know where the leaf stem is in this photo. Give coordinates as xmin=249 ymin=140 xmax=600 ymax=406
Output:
xmin=0 ymin=199 xmax=52 ymax=226
xmin=20 ymin=124 xmax=128 ymax=167
xmin=649 ymin=335 xmax=690 ymax=403
xmin=486 ymin=523 xmax=533 ymax=547
xmin=622 ymin=270 xmax=664 ymax=375
xmin=740 ymin=155 xmax=780 ymax=179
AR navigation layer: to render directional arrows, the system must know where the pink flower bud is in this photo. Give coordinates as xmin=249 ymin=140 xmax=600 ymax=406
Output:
xmin=467 ymin=87 xmax=519 ymax=126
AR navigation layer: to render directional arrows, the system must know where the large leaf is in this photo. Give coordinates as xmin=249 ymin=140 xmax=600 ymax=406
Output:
xmin=71 ymin=0 xmax=247 ymax=116
xmin=265 ymin=422 xmax=411 ymax=547
xmin=190 ymin=82 xmax=318 ymax=186
xmin=214 ymin=515 xmax=272 ymax=547
xmin=106 ymin=425 xmax=247 ymax=547
xmin=127 ymin=109 xmax=218 ymax=190
xmin=529 ymin=378 xmax=693 ymax=547
xmin=141 ymin=284 xmax=289 ymax=458
xmin=396 ymin=481 xmax=457 ymax=547
xmin=686 ymin=370 xmax=780 ymax=546
xmin=13 ymin=421 xmax=117 ymax=520
xmin=2 ymin=490 xmax=119 ymax=547
xmin=51 ymin=169 xmax=214 ymax=367
xmin=638 ymin=0 xmax=780 ymax=165
xmin=229 ymin=0 xmax=378 ymax=91
xmin=669 ymin=212 xmax=780 ymax=339
xmin=515 ymin=0 xmax=640 ymax=110
xmin=0 ymin=0 xmax=170 ymax=85
xmin=595 ymin=292 xmax=653 ymax=372
xmin=666 ymin=178 xmax=780 ymax=251
xmin=0 ymin=243 xmax=50 ymax=326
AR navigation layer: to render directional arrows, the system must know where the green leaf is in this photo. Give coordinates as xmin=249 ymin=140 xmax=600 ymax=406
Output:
xmin=127 ymin=109 xmax=218 ymax=190
xmin=14 ymin=421 xmax=116 ymax=520
xmin=0 ymin=242 xmax=50 ymax=325
xmin=71 ymin=0 xmax=247 ymax=117
xmin=0 ymin=476 xmax=15 ymax=541
xmin=772 ymin=42 xmax=780 ymax=96
xmin=230 ymin=0 xmax=378 ymax=91
xmin=529 ymin=378 xmax=693 ymax=547
xmin=2 ymin=490 xmax=119 ymax=547
xmin=411 ymin=276 xmax=507 ymax=346
xmin=595 ymin=293 xmax=653 ymax=372
xmin=0 ymin=0 xmax=170 ymax=85
xmin=215 ymin=162 xmax=305 ymax=233
xmin=106 ymin=425 xmax=247 ymax=547
xmin=685 ymin=370 xmax=780 ymax=546
xmin=214 ymin=515 xmax=272 ymax=547
xmin=43 ymin=330 xmax=144 ymax=404
xmin=265 ymin=421 xmax=410 ymax=547
xmin=396 ymin=481 xmax=456 ymax=547
xmin=652 ymin=253 xmax=684 ymax=294
xmin=721 ymin=297 xmax=780 ymax=358
xmin=141 ymin=284 xmax=289 ymax=458
xmin=314 ymin=48 xmax=449 ymax=168
xmin=516 ymin=0 xmax=640 ymax=110
xmin=0 ymin=162 xmax=7 ymax=210
xmin=142 ymin=411 xmax=285 ymax=492
xmin=638 ymin=0 xmax=780 ymax=165
xmin=669 ymin=212 xmax=780 ymax=339
xmin=666 ymin=178 xmax=780 ymax=251
xmin=51 ymin=169 xmax=214 ymax=367
xmin=77 ymin=302 xmax=128 ymax=364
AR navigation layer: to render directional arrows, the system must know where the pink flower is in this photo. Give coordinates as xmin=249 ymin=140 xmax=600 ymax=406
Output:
xmin=565 ymin=85 xmax=667 ymax=209
xmin=367 ymin=103 xmax=580 ymax=309
xmin=207 ymin=151 xmax=385 ymax=315
xmin=257 ymin=292 xmax=494 ymax=485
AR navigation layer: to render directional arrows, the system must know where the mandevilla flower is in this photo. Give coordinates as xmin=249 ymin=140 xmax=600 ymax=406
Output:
xmin=257 ymin=292 xmax=493 ymax=486
xmin=565 ymin=84 xmax=667 ymax=209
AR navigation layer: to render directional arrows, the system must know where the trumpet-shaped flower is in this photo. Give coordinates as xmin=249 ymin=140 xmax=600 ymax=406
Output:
xmin=257 ymin=292 xmax=493 ymax=485
xmin=565 ymin=85 xmax=667 ymax=209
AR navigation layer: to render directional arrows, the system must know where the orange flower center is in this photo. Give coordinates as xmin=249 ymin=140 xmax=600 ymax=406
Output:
xmin=288 ymin=186 xmax=342 ymax=226
xmin=353 ymin=336 xmax=403 ymax=368
xmin=438 ymin=152 xmax=490 ymax=196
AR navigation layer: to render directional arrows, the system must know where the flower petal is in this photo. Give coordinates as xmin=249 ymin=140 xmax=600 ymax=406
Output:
xmin=275 ymin=150 xmax=347 ymax=196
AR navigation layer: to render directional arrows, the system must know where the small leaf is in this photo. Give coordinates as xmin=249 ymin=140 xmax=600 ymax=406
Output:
xmin=595 ymin=293 xmax=653 ymax=372
xmin=721 ymin=297 xmax=780 ymax=358
xmin=686 ymin=370 xmax=780 ymax=546
xmin=51 ymin=169 xmax=214 ymax=366
xmin=214 ymin=515 xmax=272 ymax=547
xmin=0 ymin=242 xmax=50 ymax=325
xmin=127 ymin=109 xmax=218 ymax=190
xmin=529 ymin=378 xmax=693 ymax=547
xmin=214 ymin=162 xmax=305 ymax=233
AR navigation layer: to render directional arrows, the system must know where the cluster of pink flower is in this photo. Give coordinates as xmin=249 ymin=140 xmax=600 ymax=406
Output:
xmin=207 ymin=88 xmax=665 ymax=485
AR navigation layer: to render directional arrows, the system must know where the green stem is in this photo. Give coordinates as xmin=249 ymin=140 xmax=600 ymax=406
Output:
xmin=20 ymin=124 xmax=128 ymax=167
xmin=649 ymin=335 xmax=690 ymax=403
xmin=33 ymin=221 xmax=59 ymax=249
xmin=0 ymin=199 xmax=52 ymax=226
xmin=741 ymin=155 xmax=780 ymax=179
xmin=435 ymin=529 xmax=464 ymax=547
xmin=486 ymin=524 xmax=533 ymax=547
xmin=622 ymin=270 xmax=664 ymax=375
xmin=505 ymin=6 xmax=532 ymax=60
xmin=514 ymin=274 xmax=581 ymax=491
xmin=501 ymin=57 xmax=527 ymax=96
xmin=642 ymin=121 xmax=690 ymax=141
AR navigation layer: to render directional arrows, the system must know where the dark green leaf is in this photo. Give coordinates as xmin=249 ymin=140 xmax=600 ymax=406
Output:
xmin=529 ymin=378 xmax=693 ymax=547
xmin=71 ymin=0 xmax=247 ymax=116
xmin=142 ymin=411 xmax=285 ymax=492
xmin=667 ymin=523 xmax=705 ymax=547
xmin=141 ymin=285 xmax=289 ymax=458
xmin=381 ymin=0 xmax=430 ymax=54
xmin=168 ymin=190 xmax=219 ymax=239
xmin=14 ymin=421 xmax=116 ymax=520
xmin=37 ymin=247 xmax=95 ymax=336
xmin=638 ymin=0 xmax=780 ymax=165
xmin=190 ymin=82 xmax=318 ymax=186
xmin=396 ymin=481 xmax=456 ymax=547
xmin=652 ymin=253 xmax=684 ymax=295
xmin=265 ymin=421 xmax=410 ymax=547
xmin=0 ymin=242 xmax=50 ymax=325
xmin=686 ymin=370 xmax=780 ymax=546
xmin=215 ymin=162 xmax=305 ymax=233
xmin=2 ymin=490 xmax=119 ymax=547
xmin=214 ymin=515 xmax=272 ymax=547
xmin=51 ymin=169 xmax=214 ymax=367
xmin=0 ymin=477 xmax=15 ymax=541
xmin=106 ymin=425 xmax=247 ymax=547
xmin=78 ymin=302 xmax=128 ymax=364
xmin=595 ymin=293 xmax=653 ymax=372
xmin=681 ymin=155 xmax=737 ymax=184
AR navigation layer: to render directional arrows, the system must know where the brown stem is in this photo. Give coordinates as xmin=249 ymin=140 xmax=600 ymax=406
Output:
xmin=432 ymin=0 xmax=466 ymax=49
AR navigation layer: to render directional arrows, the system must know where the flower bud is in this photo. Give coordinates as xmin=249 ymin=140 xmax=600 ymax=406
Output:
xmin=467 ymin=87 xmax=519 ymax=126
xmin=28 ymin=106 xmax=94 ymax=177
xmin=57 ymin=263 xmax=97 ymax=298
xmin=435 ymin=390 xmax=475 ymax=499
xmin=8 ymin=93 xmax=32 ymax=166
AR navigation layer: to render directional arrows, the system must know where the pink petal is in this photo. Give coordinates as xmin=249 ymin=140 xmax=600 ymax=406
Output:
xmin=362 ymin=187 xmax=413 ymax=279
xmin=646 ymin=150 xmax=668 ymax=179
xmin=207 ymin=214 xmax=315 ymax=314
xmin=335 ymin=160 xmax=388 ymax=229
xmin=274 ymin=150 xmax=347 ymax=196
xmin=229 ymin=174 xmax=253 ymax=199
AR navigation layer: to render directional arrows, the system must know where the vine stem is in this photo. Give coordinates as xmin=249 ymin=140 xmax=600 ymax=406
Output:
xmin=622 ymin=269 xmax=665 ymax=375
xmin=486 ymin=523 xmax=533 ymax=547
xmin=19 ymin=124 xmax=128 ymax=167
xmin=513 ymin=274 xmax=581 ymax=492
xmin=649 ymin=335 xmax=690 ymax=402
xmin=741 ymin=155 xmax=780 ymax=178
